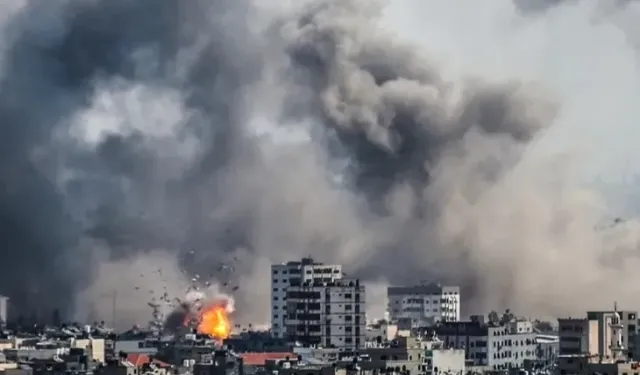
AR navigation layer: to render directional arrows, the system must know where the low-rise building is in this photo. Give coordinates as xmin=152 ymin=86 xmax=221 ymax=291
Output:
xmin=558 ymin=307 xmax=637 ymax=360
xmin=556 ymin=355 xmax=640 ymax=375
xmin=73 ymin=337 xmax=106 ymax=363
xmin=113 ymin=339 xmax=158 ymax=356
xmin=365 ymin=320 xmax=398 ymax=343
xmin=240 ymin=352 xmax=297 ymax=375
xmin=434 ymin=314 xmax=538 ymax=371
xmin=558 ymin=318 xmax=596 ymax=356
xmin=223 ymin=331 xmax=288 ymax=353
xmin=422 ymin=339 xmax=465 ymax=375
xmin=359 ymin=336 xmax=423 ymax=375
xmin=556 ymin=307 xmax=633 ymax=375
xmin=100 ymin=353 xmax=172 ymax=375
xmin=294 ymin=346 xmax=341 ymax=363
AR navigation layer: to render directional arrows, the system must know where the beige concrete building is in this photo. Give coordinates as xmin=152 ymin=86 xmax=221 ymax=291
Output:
xmin=557 ymin=308 xmax=635 ymax=375
xmin=365 ymin=320 xmax=398 ymax=342
xmin=558 ymin=318 xmax=599 ymax=356
xmin=73 ymin=338 xmax=106 ymax=364
xmin=558 ymin=309 xmax=637 ymax=360
xmin=557 ymin=355 xmax=640 ymax=375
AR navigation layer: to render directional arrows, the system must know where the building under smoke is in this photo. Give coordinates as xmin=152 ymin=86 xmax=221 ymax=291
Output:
xmin=1 ymin=0 xmax=640 ymax=327
xmin=285 ymin=278 xmax=365 ymax=350
xmin=387 ymin=283 xmax=460 ymax=326
xmin=271 ymin=258 xmax=343 ymax=338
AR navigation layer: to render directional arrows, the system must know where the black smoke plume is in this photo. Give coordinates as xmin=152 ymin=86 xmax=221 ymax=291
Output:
xmin=0 ymin=0 xmax=638 ymax=327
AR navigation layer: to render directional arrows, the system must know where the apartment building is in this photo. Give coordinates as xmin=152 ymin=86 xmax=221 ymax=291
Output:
xmin=387 ymin=283 xmax=460 ymax=326
xmin=271 ymin=258 xmax=342 ymax=338
xmin=434 ymin=315 xmax=539 ymax=371
xmin=285 ymin=278 xmax=365 ymax=351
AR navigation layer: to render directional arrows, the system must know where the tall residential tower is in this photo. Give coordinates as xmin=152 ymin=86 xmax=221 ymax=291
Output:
xmin=270 ymin=258 xmax=342 ymax=338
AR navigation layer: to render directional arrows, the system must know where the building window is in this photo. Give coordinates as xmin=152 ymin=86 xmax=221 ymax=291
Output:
xmin=273 ymin=270 xmax=279 ymax=274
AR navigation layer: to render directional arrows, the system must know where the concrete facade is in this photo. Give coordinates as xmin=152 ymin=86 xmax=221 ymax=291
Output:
xmin=387 ymin=283 xmax=460 ymax=325
xmin=435 ymin=316 xmax=539 ymax=371
xmin=285 ymin=278 xmax=365 ymax=350
xmin=558 ymin=310 xmax=638 ymax=360
xmin=271 ymin=258 xmax=343 ymax=338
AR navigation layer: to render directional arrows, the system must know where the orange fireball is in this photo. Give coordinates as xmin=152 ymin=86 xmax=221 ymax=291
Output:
xmin=197 ymin=304 xmax=231 ymax=339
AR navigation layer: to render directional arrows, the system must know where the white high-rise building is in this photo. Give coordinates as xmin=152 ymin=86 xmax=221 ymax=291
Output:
xmin=270 ymin=258 xmax=343 ymax=338
xmin=285 ymin=278 xmax=365 ymax=350
xmin=387 ymin=282 xmax=460 ymax=325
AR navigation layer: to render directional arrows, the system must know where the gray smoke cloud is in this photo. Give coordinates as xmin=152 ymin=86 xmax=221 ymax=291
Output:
xmin=1 ymin=0 xmax=640 ymax=328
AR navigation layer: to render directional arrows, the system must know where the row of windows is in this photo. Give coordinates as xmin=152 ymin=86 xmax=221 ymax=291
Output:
xmin=273 ymin=287 xmax=359 ymax=299
xmin=273 ymin=268 xmax=340 ymax=275
xmin=490 ymin=350 xmax=535 ymax=359
xmin=392 ymin=299 xmax=457 ymax=304
xmin=492 ymin=338 xmax=535 ymax=347
xmin=391 ymin=309 xmax=443 ymax=314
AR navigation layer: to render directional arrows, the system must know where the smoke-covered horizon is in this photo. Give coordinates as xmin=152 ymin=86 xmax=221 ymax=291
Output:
xmin=1 ymin=0 xmax=640 ymax=329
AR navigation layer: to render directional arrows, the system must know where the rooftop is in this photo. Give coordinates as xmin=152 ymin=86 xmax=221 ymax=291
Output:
xmin=387 ymin=283 xmax=459 ymax=296
xmin=239 ymin=352 xmax=297 ymax=366
xmin=125 ymin=353 xmax=171 ymax=368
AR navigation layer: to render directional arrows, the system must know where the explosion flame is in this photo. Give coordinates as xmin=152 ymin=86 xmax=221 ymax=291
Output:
xmin=197 ymin=304 xmax=231 ymax=339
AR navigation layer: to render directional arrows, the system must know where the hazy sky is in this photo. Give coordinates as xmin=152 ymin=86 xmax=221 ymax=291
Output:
xmin=381 ymin=0 xmax=640 ymax=188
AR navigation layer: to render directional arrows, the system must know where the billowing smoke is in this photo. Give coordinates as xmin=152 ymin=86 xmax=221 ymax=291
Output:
xmin=1 ymin=0 xmax=640 ymax=328
xmin=163 ymin=287 xmax=234 ymax=333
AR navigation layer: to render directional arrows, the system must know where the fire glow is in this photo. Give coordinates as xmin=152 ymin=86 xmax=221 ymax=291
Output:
xmin=183 ymin=300 xmax=232 ymax=340
xmin=197 ymin=304 xmax=231 ymax=339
